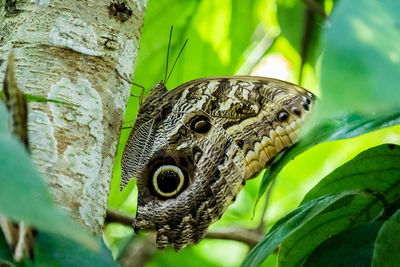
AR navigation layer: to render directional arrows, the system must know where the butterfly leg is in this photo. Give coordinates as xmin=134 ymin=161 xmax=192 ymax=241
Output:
xmin=115 ymin=68 xmax=145 ymax=106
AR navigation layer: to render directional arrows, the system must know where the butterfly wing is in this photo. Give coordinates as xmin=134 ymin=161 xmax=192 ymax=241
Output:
xmin=169 ymin=76 xmax=315 ymax=178
xmin=121 ymin=76 xmax=315 ymax=250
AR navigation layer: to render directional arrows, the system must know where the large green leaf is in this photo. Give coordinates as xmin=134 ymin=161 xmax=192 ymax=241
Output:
xmin=248 ymin=144 xmax=400 ymax=266
xmin=241 ymin=192 xmax=360 ymax=267
xmin=304 ymin=222 xmax=382 ymax=267
xmin=28 ymin=233 xmax=118 ymax=267
xmin=0 ymin=108 xmax=96 ymax=249
xmin=303 ymin=143 xmax=400 ymax=203
xmin=278 ymin=144 xmax=400 ymax=266
xmin=372 ymin=209 xmax=400 ymax=267
xmin=278 ymin=196 xmax=383 ymax=266
xmin=320 ymin=0 xmax=400 ymax=115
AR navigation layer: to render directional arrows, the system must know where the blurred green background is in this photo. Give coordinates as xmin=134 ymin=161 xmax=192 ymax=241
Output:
xmin=105 ymin=0 xmax=400 ymax=266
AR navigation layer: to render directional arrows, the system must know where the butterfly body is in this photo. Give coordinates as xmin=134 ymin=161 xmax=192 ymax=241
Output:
xmin=121 ymin=76 xmax=315 ymax=250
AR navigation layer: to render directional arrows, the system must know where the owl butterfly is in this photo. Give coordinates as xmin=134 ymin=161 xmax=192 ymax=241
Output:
xmin=121 ymin=32 xmax=315 ymax=251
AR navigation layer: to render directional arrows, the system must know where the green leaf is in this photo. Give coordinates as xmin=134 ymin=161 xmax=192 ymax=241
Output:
xmin=241 ymin=191 xmax=360 ymax=267
xmin=303 ymin=144 xmax=400 ymax=203
xmin=278 ymin=195 xmax=383 ymax=266
xmin=0 ymin=91 xmax=78 ymax=106
xmin=276 ymin=0 xmax=306 ymax=53
xmin=228 ymin=0 xmax=260 ymax=69
xmin=0 ymin=228 xmax=14 ymax=266
xmin=148 ymin=246 xmax=221 ymax=267
xmin=304 ymin=222 xmax=382 ymax=267
xmin=257 ymin=112 xmax=400 ymax=201
xmin=25 ymin=94 xmax=79 ymax=107
xmin=276 ymin=144 xmax=400 ymax=266
xmin=0 ymin=134 xmax=97 ymax=250
xmin=29 ymin=232 xmax=118 ymax=267
xmin=320 ymin=0 xmax=400 ymax=115
xmin=276 ymin=0 xmax=322 ymax=68
xmin=131 ymin=0 xmax=260 ymax=92
xmin=246 ymin=140 xmax=400 ymax=266
xmin=0 ymin=104 xmax=9 ymax=134
xmin=110 ymin=0 xmax=262 ymax=212
xmin=257 ymin=0 xmax=400 ymax=202
xmin=372 ymin=209 xmax=400 ymax=267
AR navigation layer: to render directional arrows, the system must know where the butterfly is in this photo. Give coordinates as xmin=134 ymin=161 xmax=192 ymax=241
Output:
xmin=119 ymin=26 xmax=315 ymax=251
xmin=120 ymin=74 xmax=315 ymax=251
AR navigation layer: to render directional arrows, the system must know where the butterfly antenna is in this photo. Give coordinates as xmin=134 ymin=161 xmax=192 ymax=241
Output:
xmin=165 ymin=38 xmax=188 ymax=84
xmin=164 ymin=26 xmax=173 ymax=83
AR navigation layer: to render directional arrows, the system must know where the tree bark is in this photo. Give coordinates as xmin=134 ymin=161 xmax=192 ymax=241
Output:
xmin=0 ymin=0 xmax=147 ymax=235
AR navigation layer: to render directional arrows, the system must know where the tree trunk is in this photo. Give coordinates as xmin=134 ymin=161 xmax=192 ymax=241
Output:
xmin=0 ymin=0 xmax=147 ymax=235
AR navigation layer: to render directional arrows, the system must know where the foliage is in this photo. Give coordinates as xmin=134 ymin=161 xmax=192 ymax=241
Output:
xmin=242 ymin=0 xmax=400 ymax=265
xmin=243 ymin=144 xmax=400 ymax=266
xmin=107 ymin=0 xmax=400 ymax=266
xmin=0 ymin=0 xmax=399 ymax=266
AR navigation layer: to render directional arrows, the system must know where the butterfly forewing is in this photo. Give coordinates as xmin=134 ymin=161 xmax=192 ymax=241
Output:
xmin=169 ymin=76 xmax=314 ymax=178
xmin=121 ymin=76 xmax=315 ymax=250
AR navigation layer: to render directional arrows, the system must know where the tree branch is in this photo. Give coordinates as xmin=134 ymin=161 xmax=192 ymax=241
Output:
xmin=105 ymin=209 xmax=264 ymax=248
xmin=105 ymin=209 xmax=135 ymax=226
xmin=118 ymin=232 xmax=156 ymax=267
xmin=301 ymin=0 xmax=327 ymax=19
xmin=255 ymin=176 xmax=277 ymax=234
xmin=205 ymin=228 xmax=264 ymax=248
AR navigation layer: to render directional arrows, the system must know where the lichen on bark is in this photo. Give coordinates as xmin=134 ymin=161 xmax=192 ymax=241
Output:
xmin=0 ymin=0 xmax=147 ymax=235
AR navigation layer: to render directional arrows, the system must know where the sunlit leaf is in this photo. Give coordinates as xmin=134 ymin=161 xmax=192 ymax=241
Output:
xmin=147 ymin=246 xmax=220 ymax=267
xmin=132 ymin=0 xmax=260 ymax=91
xmin=110 ymin=0 xmax=262 ymax=213
xmin=320 ymin=0 xmax=400 ymax=115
